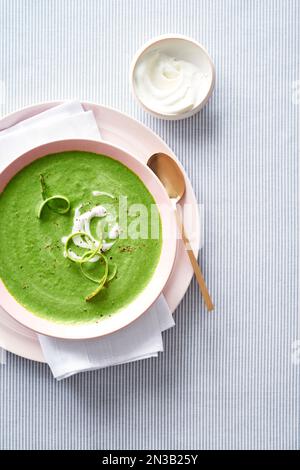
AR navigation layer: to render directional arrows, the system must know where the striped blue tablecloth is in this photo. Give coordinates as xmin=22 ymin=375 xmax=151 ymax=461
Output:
xmin=0 ymin=0 xmax=299 ymax=450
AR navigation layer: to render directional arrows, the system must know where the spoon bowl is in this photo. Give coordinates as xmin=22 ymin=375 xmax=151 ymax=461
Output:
xmin=147 ymin=153 xmax=186 ymax=203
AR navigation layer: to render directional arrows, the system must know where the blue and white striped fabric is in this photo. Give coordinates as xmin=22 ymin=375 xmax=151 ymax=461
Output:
xmin=0 ymin=0 xmax=299 ymax=450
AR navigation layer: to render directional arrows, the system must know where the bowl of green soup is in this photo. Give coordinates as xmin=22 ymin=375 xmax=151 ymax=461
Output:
xmin=0 ymin=139 xmax=177 ymax=339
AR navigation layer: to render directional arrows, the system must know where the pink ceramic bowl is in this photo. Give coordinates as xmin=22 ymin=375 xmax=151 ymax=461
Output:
xmin=0 ymin=139 xmax=177 ymax=339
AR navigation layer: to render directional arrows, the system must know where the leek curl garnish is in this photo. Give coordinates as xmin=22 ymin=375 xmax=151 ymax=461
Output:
xmin=37 ymin=195 xmax=71 ymax=218
xmin=37 ymin=174 xmax=70 ymax=218
xmin=80 ymin=252 xmax=117 ymax=284
xmin=64 ymin=230 xmax=116 ymax=301
xmin=85 ymin=253 xmax=108 ymax=302
xmin=107 ymin=263 xmax=117 ymax=282
xmin=64 ymin=231 xmax=101 ymax=264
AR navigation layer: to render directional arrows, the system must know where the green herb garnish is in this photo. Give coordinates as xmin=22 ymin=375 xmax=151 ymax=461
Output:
xmin=36 ymin=174 xmax=70 ymax=218
xmin=64 ymin=231 xmax=101 ymax=264
xmin=63 ymin=230 xmax=116 ymax=301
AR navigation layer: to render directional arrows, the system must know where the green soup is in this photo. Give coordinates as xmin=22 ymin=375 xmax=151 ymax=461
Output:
xmin=0 ymin=151 xmax=162 ymax=323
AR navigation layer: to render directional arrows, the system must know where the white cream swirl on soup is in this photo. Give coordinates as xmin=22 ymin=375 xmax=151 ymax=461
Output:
xmin=62 ymin=195 xmax=121 ymax=262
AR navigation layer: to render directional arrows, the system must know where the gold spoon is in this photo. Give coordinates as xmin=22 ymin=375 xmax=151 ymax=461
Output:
xmin=147 ymin=153 xmax=214 ymax=311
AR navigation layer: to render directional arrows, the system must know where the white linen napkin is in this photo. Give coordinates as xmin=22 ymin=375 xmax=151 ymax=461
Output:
xmin=39 ymin=295 xmax=174 ymax=380
xmin=0 ymin=101 xmax=174 ymax=380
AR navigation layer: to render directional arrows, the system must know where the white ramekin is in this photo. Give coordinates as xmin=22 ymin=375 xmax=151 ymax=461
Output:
xmin=130 ymin=34 xmax=215 ymax=120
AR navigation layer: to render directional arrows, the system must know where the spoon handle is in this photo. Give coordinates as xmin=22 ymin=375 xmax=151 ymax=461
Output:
xmin=175 ymin=210 xmax=214 ymax=311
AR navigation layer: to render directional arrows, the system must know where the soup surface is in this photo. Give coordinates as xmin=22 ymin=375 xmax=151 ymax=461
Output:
xmin=0 ymin=151 xmax=162 ymax=323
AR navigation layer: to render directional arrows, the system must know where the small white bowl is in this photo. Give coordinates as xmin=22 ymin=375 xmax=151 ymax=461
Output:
xmin=130 ymin=34 xmax=215 ymax=120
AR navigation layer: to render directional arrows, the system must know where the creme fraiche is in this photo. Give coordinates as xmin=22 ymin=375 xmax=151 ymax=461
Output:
xmin=130 ymin=35 xmax=215 ymax=120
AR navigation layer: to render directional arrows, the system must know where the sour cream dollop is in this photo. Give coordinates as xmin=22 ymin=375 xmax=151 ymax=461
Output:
xmin=62 ymin=202 xmax=121 ymax=262
xmin=133 ymin=50 xmax=205 ymax=116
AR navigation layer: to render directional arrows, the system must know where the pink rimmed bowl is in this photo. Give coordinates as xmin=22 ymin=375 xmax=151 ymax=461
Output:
xmin=0 ymin=139 xmax=177 ymax=339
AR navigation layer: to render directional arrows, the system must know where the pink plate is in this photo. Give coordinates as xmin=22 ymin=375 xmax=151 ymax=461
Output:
xmin=0 ymin=102 xmax=201 ymax=360
xmin=0 ymin=139 xmax=177 ymax=339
